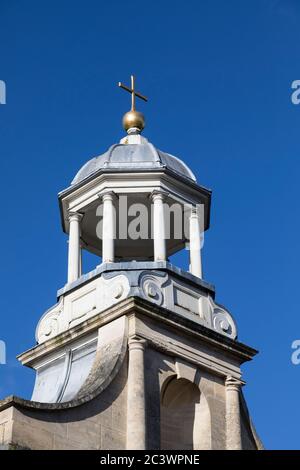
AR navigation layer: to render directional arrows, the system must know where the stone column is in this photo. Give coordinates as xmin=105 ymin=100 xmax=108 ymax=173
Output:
xmin=126 ymin=336 xmax=147 ymax=450
xmin=79 ymin=242 xmax=82 ymax=277
xmin=225 ymin=376 xmax=242 ymax=450
xmin=189 ymin=207 xmax=202 ymax=278
xmin=151 ymin=190 xmax=167 ymax=262
xmin=101 ymin=191 xmax=116 ymax=263
xmin=68 ymin=212 xmax=83 ymax=283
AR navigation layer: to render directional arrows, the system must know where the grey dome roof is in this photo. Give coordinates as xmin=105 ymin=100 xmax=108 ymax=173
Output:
xmin=71 ymin=142 xmax=196 ymax=186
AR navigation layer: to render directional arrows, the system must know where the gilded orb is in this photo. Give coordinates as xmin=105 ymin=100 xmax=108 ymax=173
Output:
xmin=122 ymin=110 xmax=145 ymax=133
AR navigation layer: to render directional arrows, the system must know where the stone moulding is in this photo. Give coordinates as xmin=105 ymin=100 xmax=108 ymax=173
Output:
xmin=36 ymin=274 xmax=130 ymax=343
xmin=9 ymin=315 xmax=128 ymax=409
xmin=7 ymin=297 xmax=257 ymax=413
xmin=35 ymin=262 xmax=237 ymax=345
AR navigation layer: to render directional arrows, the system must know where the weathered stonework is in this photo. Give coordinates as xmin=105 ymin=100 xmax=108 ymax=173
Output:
xmin=37 ymin=262 xmax=237 ymax=346
xmin=0 ymin=298 xmax=263 ymax=450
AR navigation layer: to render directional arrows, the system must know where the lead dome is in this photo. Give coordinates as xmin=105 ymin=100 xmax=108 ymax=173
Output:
xmin=71 ymin=141 xmax=197 ymax=186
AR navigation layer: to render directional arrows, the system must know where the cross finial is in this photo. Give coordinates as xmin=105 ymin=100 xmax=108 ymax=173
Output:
xmin=118 ymin=75 xmax=147 ymax=112
xmin=118 ymin=75 xmax=147 ymax=134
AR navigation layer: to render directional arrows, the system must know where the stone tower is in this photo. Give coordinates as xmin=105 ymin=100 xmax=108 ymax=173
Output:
xmin=0 ymin=77 xmax=263 ymax=450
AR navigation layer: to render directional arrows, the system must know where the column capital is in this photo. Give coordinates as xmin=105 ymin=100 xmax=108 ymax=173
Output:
xmin=68 ymin=211 xmax=83 ymax=223
xmin=98 ymin=190 xmax=118 ymax=202
xmin=149 ymin=189 xmax=168 ymax=202
xmin=225 ymin=376 xmax=244 ymax=391
xmin=128 ymin=335 xmax=147 ymax=351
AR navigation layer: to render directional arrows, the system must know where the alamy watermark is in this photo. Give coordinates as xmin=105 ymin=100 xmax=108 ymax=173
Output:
xmin=0 ymin=340 xmax=6 ymax=364
xmin=291 ymin=340 xmax=300 ymax=365
xmin=94 ymin=197 xmax=205 ymax=248
xmin=291 ymin=80 xmax=300 ymax=105
xmin=0 ymin=80 xmax=6 ymax=104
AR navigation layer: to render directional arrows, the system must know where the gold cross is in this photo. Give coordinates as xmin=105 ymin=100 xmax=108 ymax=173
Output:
xmin=118 ymin=75 xmax=148 ymax=111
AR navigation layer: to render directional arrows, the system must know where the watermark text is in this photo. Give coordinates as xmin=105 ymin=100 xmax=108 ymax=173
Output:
xmin=0 ymin=80 xmax=6 ymax=104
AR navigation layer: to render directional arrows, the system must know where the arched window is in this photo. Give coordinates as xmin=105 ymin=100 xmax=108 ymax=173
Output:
xmin=160 ymin=377 xmax=211 ymax=450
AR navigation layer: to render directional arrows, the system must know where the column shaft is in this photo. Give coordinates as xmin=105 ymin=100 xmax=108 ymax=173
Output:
xmin=152 ymin=191 xmax=166 ymax=261
xmin=126 ymin=337 xmax=147 ymax=450
xmin=68 ymin=212 xmax=82 ymax=283
xmin=189 ymin=208 xmax=202 ymax=278
xmin=102 ymin=192 xmax=116 ymax=263
xmin=225 ymin=376 xmax=242 ymax=450
xmin=79 ymin=243 xmax=82 ymax=277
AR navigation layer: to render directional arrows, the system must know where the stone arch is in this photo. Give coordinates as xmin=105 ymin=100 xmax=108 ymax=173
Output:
xmin=160 ymin=375 xmax=211 ymax=450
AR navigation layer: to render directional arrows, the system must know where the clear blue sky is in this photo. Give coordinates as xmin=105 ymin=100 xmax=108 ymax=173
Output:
xmin=0 ymin=0 xmax=299 ymax=450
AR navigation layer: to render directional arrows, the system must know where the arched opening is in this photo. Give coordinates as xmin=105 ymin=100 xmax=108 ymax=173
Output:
xmin=160 ymin=377 xmax=211 ymax=450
